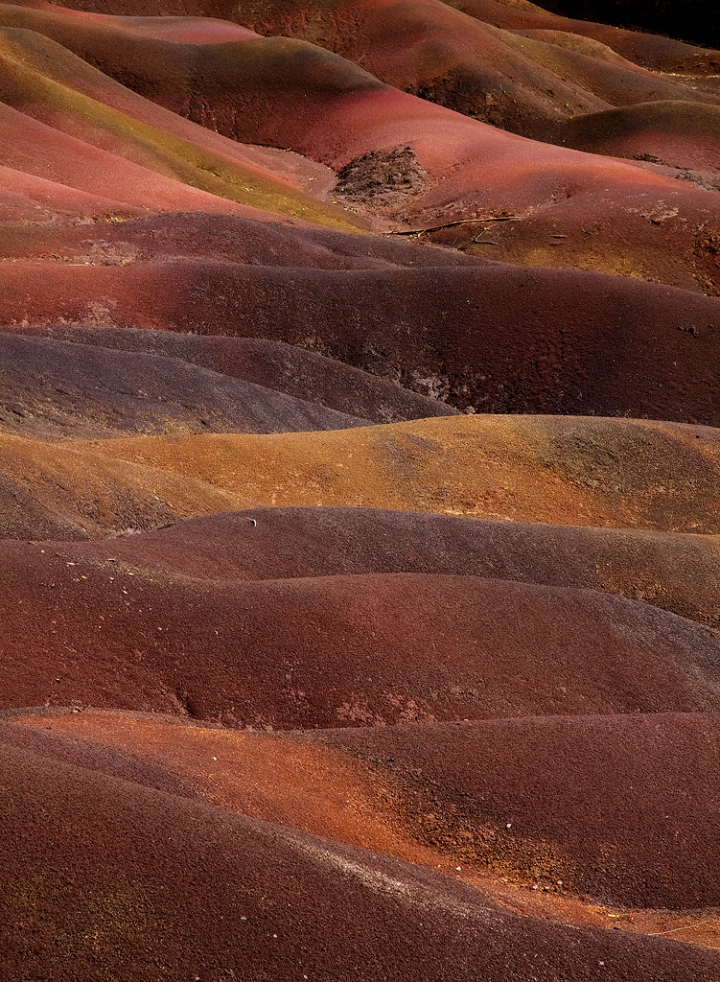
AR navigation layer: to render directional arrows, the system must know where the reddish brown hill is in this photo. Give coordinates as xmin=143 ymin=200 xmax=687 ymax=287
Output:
xmin=5 ymin=708 xmax=720 ymax=913
xmin=444 ymin=0 xmax=720 ymax=73
xmin=5 ymin=256 xmax=720 ymax=422
xmin=1 ymin=1 xmax=720 ymax=976
xmin=311 ymin=712 xmax=720 ymax=909
xmin=11 ymin=706 xmax=720 ymax=911
xmin=4 ymin=725 xmax=720 ymax=980
xmin=4 ymin=564 xmax=720 ymax=723
xmin=10 ymin=0 xmax=719 ymax=145
xmin=38 ymin=507 xmax=720 ymax=626
xmin=3 ymin=5 xmax=720 ymax=286
xmin=550 ymin=100 xmax=720 ymax=175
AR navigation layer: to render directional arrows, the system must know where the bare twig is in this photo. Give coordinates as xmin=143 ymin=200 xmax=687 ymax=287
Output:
xmin=648 ymin=918 xmax=717 ymax=937
xmin=385 ymin=216 xmax=521 ymax=237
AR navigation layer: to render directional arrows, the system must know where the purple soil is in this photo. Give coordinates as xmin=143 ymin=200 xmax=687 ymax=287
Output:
xmin=3 ymin=731 xmax=720 ymax=982
xmin=17 ymin=327 xmax=459 ymax=424
xmin=551 ymin=101 xmax=720 ymax=176
xmin=4 ymin=259 xmax=720 ymax=421
xmin=0 ymin=333 xmax=369 ymax=437
xmin=4 ymin=563 xmax=720 ymax=724
xmin=42 ymin=506 xmax=720 ymax=627
xmin=310 ymin=712 xmax=720 ymax=909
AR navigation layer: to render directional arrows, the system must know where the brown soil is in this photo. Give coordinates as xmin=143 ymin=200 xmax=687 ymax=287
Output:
xmin=3 ymin=1 xmax=720 ymax=976
xmin=3 ymin=415 xmax=720 ymax=538
xmin=37 ymin=506 xmax=720 ymax=627
xmin=5 ymin=720 xmax=720 ymax=980
xmin=4 ymin=562 xmax=720 ymax=723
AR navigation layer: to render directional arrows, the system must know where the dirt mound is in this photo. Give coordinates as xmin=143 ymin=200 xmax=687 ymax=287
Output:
xmin=0 ymin=333 xmax=368 ymax=438
xmin=4 ymin=565 xmax=720 ymax=723
xmin=4 ymin=726 xmax=720 ymax=981
xmin=335 ymin=145 xmax=430 ymax=206
xmin=39 ymin=507 xmax=720 ymax=627
xmin=4 ymin=4 xmax=720 ymax=286
xmin=6 ymin=708 xmax=720 ymax=912
xmin=0 ymin=209 xmax=475 ymax=269
xmin=13 ymin=327 xmax=458 ymax=425
xmin=0 ymin=25 xmax=362 ymax=228
xmin=311 ymin=712 xmax=720 ymax=909
xmin=553 ymin=101 xmax=720 ymax=174
xmin=3 ymin=415 xmax=720 ymax=537
xmin=17 ymin=0 xmax=718 ymax=139
xmin=447 ymin=0 xmax=720 ymax=72
xmin=5 ymin=259 xmax=720 ymax=422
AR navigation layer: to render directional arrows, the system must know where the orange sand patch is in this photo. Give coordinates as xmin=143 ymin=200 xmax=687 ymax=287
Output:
xmin=17 ymin=415 xmax=719 ymax=534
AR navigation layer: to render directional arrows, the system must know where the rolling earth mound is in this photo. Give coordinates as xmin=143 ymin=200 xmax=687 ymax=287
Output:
xmin=309 ymin=711 xmax=720 ymax=908
xmin=4 ymin=566 xmax=720 ymax=723
xmin=5 ymin=260 xmax=720 ymax=422
xmin=3 ymin=0 xmax=720 ymax=976
xmin=3 ymin=415 xmax=720 ymax=537
xmin=5 ymin=723 xmax=720 ymax=980
xmin=25 ymin=506 xmax=718 ymax=625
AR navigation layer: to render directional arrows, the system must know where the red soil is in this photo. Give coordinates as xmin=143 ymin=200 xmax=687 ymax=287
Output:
xmin=15 ymin=0 xmax=720 ymax=142
xmin=445 ymin=0 xmax=720 ymax=73
xmin=2 ymin=0 xmax=720 ymax=975
xmin=4 ymin=563 xmax=720 ymax=723
xmin=6 ymin=707 xmax=720 ymax=912
xmin=40 ymin=506 xmax=720 ymax=627
xmin=4 ymin=253 xmax=720 ymax=423
xmin=310 ymin=712 xmax=720 ymax=908
xmin=5 ymin=721 xmax=720 ymax=980
xmin=4 ymin=3 xmax=720 ymax=285
xmin=553 ymin=101 xmax=720 ymax=176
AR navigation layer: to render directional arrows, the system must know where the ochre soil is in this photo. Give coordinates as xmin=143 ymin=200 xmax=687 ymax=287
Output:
xmin=2 ymin=0 xmax=720 ymax=978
